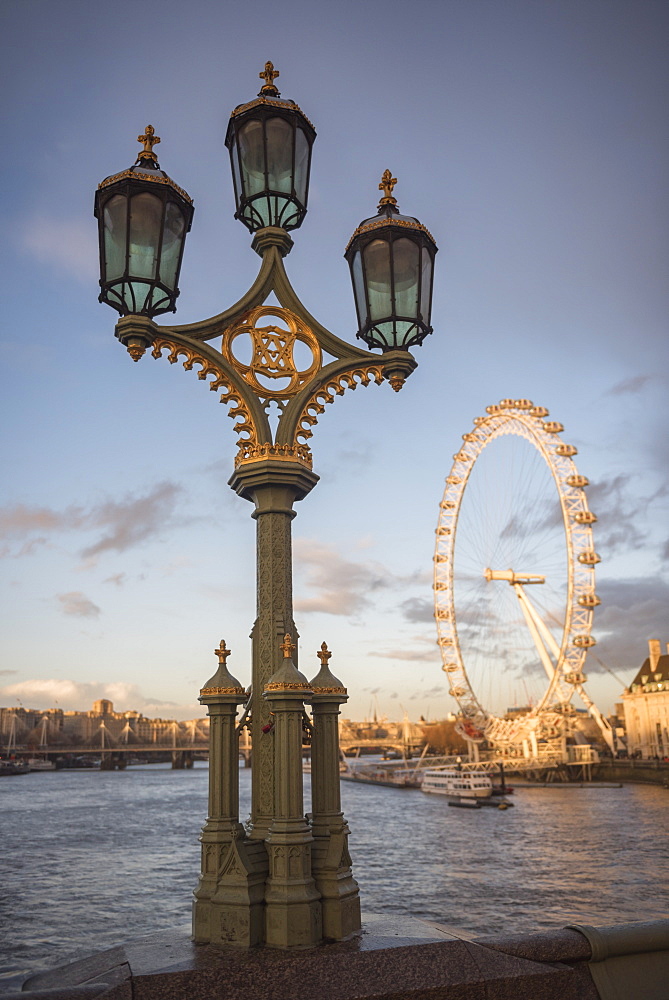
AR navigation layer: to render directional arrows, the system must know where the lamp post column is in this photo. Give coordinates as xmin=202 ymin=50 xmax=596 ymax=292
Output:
xmin=308 ymin=643 xmax=361 ymax=940
xmin=228 ymin=460 xmax=318 ymax=842
xmin=262 ymin=634 xmax=322 ymax=949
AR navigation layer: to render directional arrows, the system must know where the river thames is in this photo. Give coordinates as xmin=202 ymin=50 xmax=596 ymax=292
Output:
xmin=1 ymin=763 xmax=668 ymax=992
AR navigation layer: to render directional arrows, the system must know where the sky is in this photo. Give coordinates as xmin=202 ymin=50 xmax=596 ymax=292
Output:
xmin=0 ymin=0 xmax=667 ymax=724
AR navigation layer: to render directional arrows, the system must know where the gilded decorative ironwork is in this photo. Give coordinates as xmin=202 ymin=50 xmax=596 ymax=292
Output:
xmin=97 ymin=168 xmax=193 ymax=205
xmin=137 ymin=125 xmax=161 ymax=164
xmin=344 ymin=215 xmax=436 ymax=252
xmin=316 ymin=642 xmax=331 ymax=666
xmin=378 ymin=169 xmax=397 ymax=208
xmin=293 ymin=364 xmax=384 ymax=450
xmin=150 ymin=337 xmax=258 ymax=461
xmin=200 ymin=685 xmax=247 ymax=696
xmin=236 ymin=441 xmax=312 ymax=468
xmin=264 ymin=681 xmax=312 ymax=691
xmin=222 ymin=306 xmax=321 ymax=400
xmin=229 ymin=98 xmax=316 ymax=132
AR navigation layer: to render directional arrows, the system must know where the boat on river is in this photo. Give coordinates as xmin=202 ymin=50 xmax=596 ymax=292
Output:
xmin=0 ymin=758 xmax=29 ymax=776
xmin=421 ymin=768 xmax=493 ymax=801
xmin=26 ymin=757 xmax=56 ymax=771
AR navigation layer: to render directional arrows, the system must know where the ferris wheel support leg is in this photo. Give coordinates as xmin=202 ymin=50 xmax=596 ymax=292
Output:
xmin=575 ymin=686 xmax=615 ymax=755
xmin=513 ymin=585 xmax=572 ymax=706
xmin=512 ymin=584 xmax=558 ymax=686
xmin=529 ymin=730 xmax=538 ymax=758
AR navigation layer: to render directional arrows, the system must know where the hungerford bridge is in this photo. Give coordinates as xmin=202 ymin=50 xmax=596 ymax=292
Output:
xmin=3 ymin=721 xmax=601 ymax=776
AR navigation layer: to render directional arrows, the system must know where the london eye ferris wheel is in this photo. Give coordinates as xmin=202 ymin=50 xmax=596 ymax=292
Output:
xmin=433 ymin=399 xmax=614 ymax=754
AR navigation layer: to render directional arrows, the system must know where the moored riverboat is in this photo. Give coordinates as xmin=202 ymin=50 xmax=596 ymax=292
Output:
xmin=26 ymin=757 xmax=57 ymax=771
xmin=421 ymin=767 xmax=493 ymax=800
xmin=0 ymin=758 xmax=29 ymax=776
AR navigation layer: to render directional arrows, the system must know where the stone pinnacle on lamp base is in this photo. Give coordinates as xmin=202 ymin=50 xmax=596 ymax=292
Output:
xmin=309 ymin=641 xmax=361 ymax=941
xmin=193 ymin=640 xmax=266 ymax=947
xmin=262 ymin=634 xmax=323 ymax=948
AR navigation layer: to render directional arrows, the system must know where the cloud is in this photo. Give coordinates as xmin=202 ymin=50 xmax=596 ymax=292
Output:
xmin=586 ymin=475 xmax=665 ymax=554
xmin=79 ymin=483 xmax=184 ymax=558
xmin=20 ymin=214 xmax=98 ymax=283
xmin=0 ymin=678 xmax=202 ymax=720
xmin=294 ymin=539 xmax=392 ymax=616
xmin=56 ymin=591 xmax=101 ymax=618
xmin=103 ymin=573 xmax=127 ymax=587
xmin=369 ymin=645 xmax=440 ymax=663
xmin=0 ymin=669 xmax=18 ymax=677
xmin=606 ymin=375 xmax=651 ymax=396
xmin=590 ymin=576 xmax=669 ymax=675
xmin=401 ymin=597 xmax=434 ymax=624
xmin=0 ymin=482 xmax=185 ymax=561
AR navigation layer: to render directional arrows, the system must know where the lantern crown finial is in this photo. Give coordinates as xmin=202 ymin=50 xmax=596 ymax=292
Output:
xmin=136 ymin=125 xmax=161 ymax=166
xmin=378 ymin=169 xmax=398 ymax=211
xmin=259 ymin=61 xmax=281 ymax=97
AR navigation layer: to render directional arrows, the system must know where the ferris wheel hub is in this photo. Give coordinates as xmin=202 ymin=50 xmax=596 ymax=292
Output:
xmin=484 ymin=568 xmax=546 ymax=585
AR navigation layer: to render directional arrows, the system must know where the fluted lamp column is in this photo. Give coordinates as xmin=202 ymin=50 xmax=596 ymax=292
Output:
xmin=308 ymin=642 xmax=361 ymax=941
xmin=192 ymin=641 xmax=247 ymax=942
xmin=262 ymin=634 xmax=322 ymax=948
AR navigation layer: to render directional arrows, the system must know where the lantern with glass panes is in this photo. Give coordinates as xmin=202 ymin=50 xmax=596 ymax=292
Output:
xmin=225 ymin=61 xmax=316 ymax=232
xmin=94 ymin=126 xmax=193 ymax=318
xmin=345 ymin=169 xmax=437 ymax=351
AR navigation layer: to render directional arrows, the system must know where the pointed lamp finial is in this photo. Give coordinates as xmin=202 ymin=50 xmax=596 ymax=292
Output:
xmin=377 ymin=169 xmax=398 ymax=210
xmin=309 ymin=641 xmax=346 ymax=694
xmin=136 ymin=125 xmax=161 ymax=166
xmin=200 ymin=638 xmax=243 ymax=695
xmin=259 ymin=61 xmax=281 ymax=97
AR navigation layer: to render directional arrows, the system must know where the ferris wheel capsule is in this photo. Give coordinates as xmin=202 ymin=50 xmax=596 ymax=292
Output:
xmin=578 ymin=593 xmax=601 ymax=608
xmin=573 ymin=635 xmax=597 ymax=648
xmin=567 ymin=474 xmax=589 ymax=488
xmin=556 ymin=443 xmax=578 ymax=457
xmin=578 ymin=550 xmax=601 ymax=565
xmin=574 ymin=511 xmax=597 ymax=524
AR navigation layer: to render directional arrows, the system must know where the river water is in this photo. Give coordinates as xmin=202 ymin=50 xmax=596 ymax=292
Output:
xmin=1 ymin=763 xmax=668 ymax=992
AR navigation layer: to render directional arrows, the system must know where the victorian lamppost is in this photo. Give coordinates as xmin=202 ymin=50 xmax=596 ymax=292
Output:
xmin=95 ymin=63 xmax=437 ymax=950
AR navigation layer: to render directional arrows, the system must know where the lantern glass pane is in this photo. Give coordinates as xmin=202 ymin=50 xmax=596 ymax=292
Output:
xmin=352 ymin=249 xmax=366 ymax=323
xmin=231 ymin=139 xmax=243 ymax=205
xmin=103 ymin=195 xmax=127 ymax=281
xmin=266 ymin=117 xmax=293 ymax=193
xmin=420 ymin=246 xmax=432 ymax=320
xmin=129 ymin=192 xmax=162 ymax=279
xmin=294 ymin=126 xmax=309 ymax=203
xmin=127 ymin=280 xmax=153 ymax=313
xmin=392 ymin=238 xmax=420 ymax=317
xmin=364 ymin=239 xmax=392 ymax=321
xmin=159 ymin=201 xmax=186 ymax=289
xmin=239 ymin=120 xmax=266 ymax=196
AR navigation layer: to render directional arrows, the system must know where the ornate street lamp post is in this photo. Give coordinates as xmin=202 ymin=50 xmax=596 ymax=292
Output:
xmin=95 ymin=63 xmax=437 ymax=950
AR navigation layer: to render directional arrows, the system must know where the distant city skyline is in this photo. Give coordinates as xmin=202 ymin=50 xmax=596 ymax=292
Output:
xmin=1 ymin=0 xmax=667 ymax=721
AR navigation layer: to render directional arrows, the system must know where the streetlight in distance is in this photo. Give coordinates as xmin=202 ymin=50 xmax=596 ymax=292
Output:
xmin=94 ymin=62 xmax=438 ymax=951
